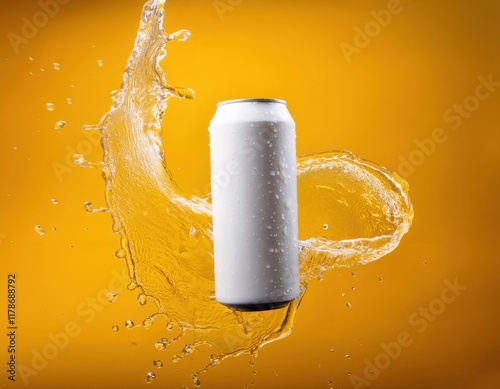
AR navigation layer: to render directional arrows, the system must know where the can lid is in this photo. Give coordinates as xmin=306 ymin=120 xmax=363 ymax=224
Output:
xmin=217 ymin=98 xmax=286 ymax=107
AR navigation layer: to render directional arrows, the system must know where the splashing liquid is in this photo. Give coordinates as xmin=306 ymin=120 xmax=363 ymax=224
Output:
xmin=84 ymin=0 xmax=413 ymax=379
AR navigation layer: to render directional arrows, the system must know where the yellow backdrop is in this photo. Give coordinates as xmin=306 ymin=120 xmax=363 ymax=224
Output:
xmin=1 ymin=0 xmax=499 ymax=388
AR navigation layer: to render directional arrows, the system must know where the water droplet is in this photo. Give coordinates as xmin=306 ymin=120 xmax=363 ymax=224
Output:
xmin=84 ymin=201 xmax=94 ymax=214
xmin=341 ymin=292 xmax=345 ymax=297
xmin=97 ymin=59 xmax=103 ymax=67
xmin=101 ymin=168 xmax=110 ymax=179
xmin=106 ymin=292 xmax=118 ymax=303
xmin=111 ymin=325 xmax=119 ymax=332
xmin=181 ymin=344 xmax=194 ymax=355
xmin=345 ymin=354 xmax=351 ymax=359
xmin=143 ymin=316 xmax=153 ymax=329
xmin=253 ymin=370 xmax=257 ymax=375
xmin=145 ymin=372 xmax=155 ymax=384
xmin=153 ymin=360 xmax=163 ymax=368
xmin=73 ymin=154 xmax=88 ymax=168
xmin=209 ymin=354 xmax=220 ymax=365
xmin=51 ymin=227 xmax=57 ymax=233
xmin=66 ymin=97 xmax=72 ymax=104
xmin=46 ymin=103 xmax=54 ymax=111
xmin=51 ymin=198 xmax=58 ymax=205
xmin=423 ymin=260 xmax=428 ymax=265
xmin=379 ymin=277 xmax=383 ymax=282
xmin=351 ymin=286 xmax=356 ymax=290
xmin=323 ymin=223 xmax=329 ymax=230
xmin=115 ymin=248 xmax=126 ymax=258
xmin=29 ymin=56 xmax=34 ymax=61
xmin=125 ymin=320 xmax=134 ymax=329
xmin=346 ymin=302 xmax=352 ymax=308
xmin=275 ymin=371 xmax=280 ymax=376
xmin=330 ymin=348 xmax=334 ymax=353
xmin=166 ymin=322 xmax=174 ymax=331
xmin=265 ymin=264 xmax=271 ymax=269
xmin=53 ymin=62 xmax=60 ymax=70
xmin=368 ymin=369 xmax=375 ymax=376
xmin=172 ymin=354 xmax=182 ymax=363
xmin=34 ymin=225 xmax=45 ymax=236
xmin=138 ymin=293 xmax=148 ymax=306
xmin=351 ymin=271 xmax=357 ymax=277
xmin=54 ymin=120 xmax=67 ymax=130
xmin=167 ymin=29 xmax=191 ymax=42
xmin=155 ymin=341 xmax=167 ymax=351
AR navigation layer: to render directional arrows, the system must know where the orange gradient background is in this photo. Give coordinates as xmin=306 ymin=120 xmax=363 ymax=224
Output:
xmin=1 ymin=1 xmax=499 ymax=388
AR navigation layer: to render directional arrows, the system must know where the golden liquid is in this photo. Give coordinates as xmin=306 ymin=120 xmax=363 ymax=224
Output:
xmin=85 ymin=0 xmax=413 ymax=382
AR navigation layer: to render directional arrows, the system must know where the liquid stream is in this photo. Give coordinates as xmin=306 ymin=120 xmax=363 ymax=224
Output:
xmin=83 ymin=0 xmax=413 ymax=382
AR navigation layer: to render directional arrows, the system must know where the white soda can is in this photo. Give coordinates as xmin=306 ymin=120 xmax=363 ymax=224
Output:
xmin=209 ymin=98 xmax=300 ymax=311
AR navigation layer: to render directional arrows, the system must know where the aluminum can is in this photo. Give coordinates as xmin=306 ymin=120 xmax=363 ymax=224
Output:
xmin=209 ymin=98 xmax=299 ymax=311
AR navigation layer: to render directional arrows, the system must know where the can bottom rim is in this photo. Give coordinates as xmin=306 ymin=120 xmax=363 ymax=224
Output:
xmin=221 ymin=300 xmax=292 ymax=312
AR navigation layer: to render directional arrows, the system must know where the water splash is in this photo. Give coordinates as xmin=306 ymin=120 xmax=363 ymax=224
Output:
xmin=84 ymin=0 xmax=412 ymax=380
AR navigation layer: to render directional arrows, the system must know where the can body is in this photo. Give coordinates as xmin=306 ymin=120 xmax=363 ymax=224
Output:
xmin=209 ymin=98 xmax=300 ymax=311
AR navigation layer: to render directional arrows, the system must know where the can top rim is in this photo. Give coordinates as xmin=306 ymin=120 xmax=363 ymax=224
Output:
xmin=217 ymin=98 xmax=286 ymax=107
